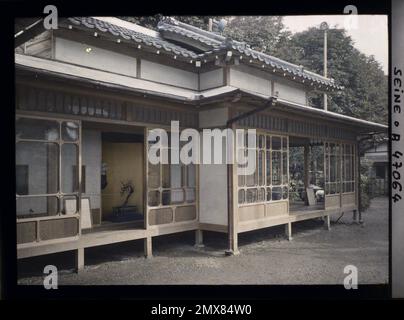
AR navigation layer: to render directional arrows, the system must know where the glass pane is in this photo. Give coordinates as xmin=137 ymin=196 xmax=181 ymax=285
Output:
xmin=17 ymin=196 xmax=58 ymax=218
xmin=246 ymin=188 xmax=257 ymax=203
xmin=330 ymin=183 xmax=336 ymax=194
xmin=162 ymin=164 xmax=182 ymax=188
xmin=282 ymin=152 xmax=288 ymax=184
xmin=282 ymin=137 xmax=288 ymax=151
xmin=61 ymin=195 xmax=79 ymax=214
xmin=282 ymin=186 xmax=288 ymax=199
xmin=258 ymin=150 xmax=264 ymax=186
xmin=259 ymin=135 xmax=265 ymax=149
xmin=258 ymin=188 xmax=266 ymax=202
xmin=186 ymin=164 xmax=196 ymax=187
xmin=61 ymin=143 xmax=78 ymax=193
xmin=330 ymin=143 xmax=336 ymax=154
xmin=62 ymin=121 xmax=79 ymax=141
xmin=162 ymin=164 xmax=170 ymax=188
xmin=272 ymin=136 xmax=281 ymax=150
xmin=266 ymin=136 xmax=271 ymax=150
xmin=16 ymin=118 xmax=59 ymax=141
xmin=272 ymin=186 xmax=282 ymax=200
xmin=246 ymin=169 xmax=255 ymax=187
xmin=330 ymin=155 xmax=336 ymax=182
xmin=238 ymin=169 xmax=245 ymax=187
xmin=185 ymin=188 xmax=195 ymax=203
xmin=272 ymin=151 xmax=281 ymax=185
xmin=16 ymin=142 xmax=59 ymax=195
xmin=162 ymin=189 xmax=184 ymax=205
xmin=148 ymin=191 xmax=160 ymax=206
xmin=171 ymin=164 xmax=182 ymax=188
xmin=238 ymin=189 xmax=245 ymax=204
xmin=148 ymin=163 xmax=160 ymax=188
xmin=266 ymin=150 xmax=271 ymax=185
xmin=266 ymin=187 xmax=272 ymax=201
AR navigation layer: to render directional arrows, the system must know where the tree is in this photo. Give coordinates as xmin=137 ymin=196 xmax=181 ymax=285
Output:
xmin=222 ymin=16 xmax=292 ymax=56
xmin=276 ymin=27 xmax=388 ymax=124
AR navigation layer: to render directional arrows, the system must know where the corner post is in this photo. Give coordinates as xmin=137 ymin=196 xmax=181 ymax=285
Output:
xmin=304 ymin=143 xmax=310 ymax=205
xmin=226 ymin=120 xmax=239 ymax=256
xmin=75 ymin=247 xmax=84 ymax=272
xmin=144 ymin=237 xmax=153 ymax=258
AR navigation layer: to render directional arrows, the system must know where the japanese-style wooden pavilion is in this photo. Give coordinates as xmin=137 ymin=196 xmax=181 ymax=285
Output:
xmin=14 ymin=17 xmax=387 ymax=270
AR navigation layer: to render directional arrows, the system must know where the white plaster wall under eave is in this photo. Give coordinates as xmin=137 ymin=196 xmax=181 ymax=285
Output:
xmin=141 ymin=59 xmax=199 ymax=90
xmin=54 ymin=37 xmax=137 ymax=77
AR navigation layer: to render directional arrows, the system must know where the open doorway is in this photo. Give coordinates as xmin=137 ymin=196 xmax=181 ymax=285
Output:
xmin=289 ymin=136 xmax=325 ymax=212
xmin=81 ymin=121 xmax=145 ymax=232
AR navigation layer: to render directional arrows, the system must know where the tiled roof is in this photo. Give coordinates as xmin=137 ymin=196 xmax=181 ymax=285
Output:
xmin=62 ymin=17 xmax=342 ymax=91
xmin=157 ymin=17 xmax=342 ymax=90
xmin=158 ymin=18 xmax=224 ymax=50
xmin=64 ymin=17 xmax=204 ymax=60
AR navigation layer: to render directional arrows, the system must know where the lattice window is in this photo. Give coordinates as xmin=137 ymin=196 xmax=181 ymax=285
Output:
xmin=147 ymin=132 xmax=196 ymax=208
xmin=16 ymin=116 xmax=81 ymax=219
xmin=342 ymin=143 xmax=356 ymax=193
xmin=238 ymin=133 xmax=289 ymax=205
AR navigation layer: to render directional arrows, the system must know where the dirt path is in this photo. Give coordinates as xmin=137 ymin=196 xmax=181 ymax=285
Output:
xmin=18 ymin=197 xmax=388 ymax=285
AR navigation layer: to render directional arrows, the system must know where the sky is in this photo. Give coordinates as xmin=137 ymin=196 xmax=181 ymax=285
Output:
xmin=282 ymin=15 xmax=388 ymax=74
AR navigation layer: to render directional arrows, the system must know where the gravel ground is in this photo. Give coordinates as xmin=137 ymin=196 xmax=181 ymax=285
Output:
xmin=18 ymin=197 xmax=388 ymax=285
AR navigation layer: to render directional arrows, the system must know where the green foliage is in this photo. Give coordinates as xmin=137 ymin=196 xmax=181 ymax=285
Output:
xmin=222 ymin=16 xmax=292 ymax=56
xmin=276 ymin=27 xmax=388 ymax=124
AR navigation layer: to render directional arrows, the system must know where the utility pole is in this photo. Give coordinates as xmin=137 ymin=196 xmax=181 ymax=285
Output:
xmin=320 ymin=22 xmax=329 ymax=111
xmin=208 ymin=18 xmax=213 ymax=32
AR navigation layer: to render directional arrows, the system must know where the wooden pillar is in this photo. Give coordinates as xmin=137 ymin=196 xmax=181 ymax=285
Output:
xmin=75 ymin=247 xmax=84 ymax=272
xmin=226 ymin=123 xmax=239 ymax=256
xmin=353 ymin=209 xmax=358 ymax=223
xmin=285 ymin=222 xmax=293 ymax=241
xmin=304 ymin=144 xmax=310 ymax=205
xmin=355 ymin=141 xmax=362 ymax=223
xmin=324 ymin=215 xmax=331 ymax=230
xmin=194 ymin=230 xmax=204 ymax=248
xmin=144 ymin=237 xmax=152 ymax=258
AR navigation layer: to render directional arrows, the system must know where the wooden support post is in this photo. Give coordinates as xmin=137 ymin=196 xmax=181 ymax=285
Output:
xmin=358 ymin=210 xmax=363 ymax=224
xmin=75 ymin=247 xmax=84 ymax=272
xmin=225 ymin=123 xmax=239 ymax=256
xmin=285 ymin=222 xmax=293 ymax=241
xmin=144 ymin=237 xmax=152 ymax=258
xmin=353 ymin=209 xmax=358 ymax=224
xmin=194 ymin=230 xmax=204 ymax=248
xmin=324 ymin=215 xmax=331 ymax=230
xmin=304 ymin=144 xmax=310 ymax=205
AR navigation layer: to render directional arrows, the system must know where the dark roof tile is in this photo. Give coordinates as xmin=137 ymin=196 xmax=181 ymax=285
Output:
xmin=64 ymin=17 xmax=203 ymax=60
